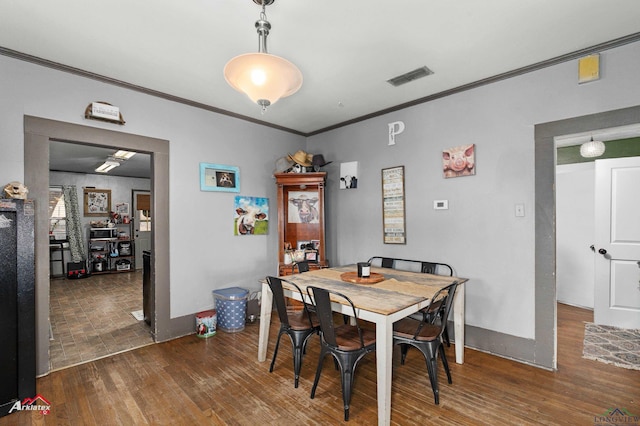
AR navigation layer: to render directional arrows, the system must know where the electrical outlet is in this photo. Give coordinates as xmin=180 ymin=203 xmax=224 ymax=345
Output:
xmin=434 ymin=200 xmax=448 ymax=210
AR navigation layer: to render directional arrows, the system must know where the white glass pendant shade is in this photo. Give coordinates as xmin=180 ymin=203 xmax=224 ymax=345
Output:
xmin=224 ymin=52 xmax=303 ymax=108
xmin=579 ymin=139 xmax=606 ymax=158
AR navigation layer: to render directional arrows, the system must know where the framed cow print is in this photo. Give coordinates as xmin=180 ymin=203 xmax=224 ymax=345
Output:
xmin=200 ymin=163 xmax=240 ymax=192
xmin=287 ymin=191 xmax=320 ymax=224
xmin=234 ymin=196 xmax=268 ymax=236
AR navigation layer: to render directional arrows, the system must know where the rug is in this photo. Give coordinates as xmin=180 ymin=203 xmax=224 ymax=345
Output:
xmin=130 ymin=310 xmax=144 ymax=321
xmin=582 ymin=322 xmax=640 ymax=371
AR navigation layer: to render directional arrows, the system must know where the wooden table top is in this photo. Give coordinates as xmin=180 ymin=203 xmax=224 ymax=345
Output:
xmin=280 ymin=264 xmax=467 ymax=316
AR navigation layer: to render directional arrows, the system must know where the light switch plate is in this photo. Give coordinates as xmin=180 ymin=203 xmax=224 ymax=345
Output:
xmin=515 ymin=203 xmax=525 ymax=217
xmin=434 ymin=200 xmax=448 ymax=210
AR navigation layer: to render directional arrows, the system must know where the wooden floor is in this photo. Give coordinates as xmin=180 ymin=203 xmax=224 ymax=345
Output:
xmin=3 ymin=304 xmax=639 ymax=425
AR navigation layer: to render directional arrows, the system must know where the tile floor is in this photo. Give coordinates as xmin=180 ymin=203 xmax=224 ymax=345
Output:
xmin=49 ymin=270 xmax=153 ymax=371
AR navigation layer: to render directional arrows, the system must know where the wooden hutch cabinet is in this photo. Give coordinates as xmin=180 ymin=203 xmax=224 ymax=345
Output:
xmin=275 ymin=172 xmax=328 ymax=276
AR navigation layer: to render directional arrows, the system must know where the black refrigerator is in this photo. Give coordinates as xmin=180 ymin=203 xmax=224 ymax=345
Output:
xmin=0 ymin=199 xmax=36 ymax=417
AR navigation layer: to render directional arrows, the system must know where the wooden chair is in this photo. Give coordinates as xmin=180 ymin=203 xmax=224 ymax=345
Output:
xmin=266 ymin=276 xmax=319 ymax=388
xmin=306 ymin=286 xmax=376 ymax=421
xmin=393 ymin=282 xmax=459 ymax=405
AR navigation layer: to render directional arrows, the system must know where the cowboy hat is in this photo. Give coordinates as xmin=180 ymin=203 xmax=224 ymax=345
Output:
xmin=273 ymin=156 xmax=295 ymax=174
xmin=287 ymin=150 xmax=312 ymax=167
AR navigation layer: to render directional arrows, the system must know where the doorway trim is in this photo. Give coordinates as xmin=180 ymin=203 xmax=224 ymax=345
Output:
xmin=24 ymin=116 xmax=171 ymax=376
xmin=534 ymin=104 xmax=640 ymax=370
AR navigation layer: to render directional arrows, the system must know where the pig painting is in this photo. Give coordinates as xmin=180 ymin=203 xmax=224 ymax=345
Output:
xmin=443 ymin=144 xmax=475 ymax=178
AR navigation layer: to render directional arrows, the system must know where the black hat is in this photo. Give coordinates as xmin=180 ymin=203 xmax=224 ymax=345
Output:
xmin=311 ymin=154 xmax=332 ymax=168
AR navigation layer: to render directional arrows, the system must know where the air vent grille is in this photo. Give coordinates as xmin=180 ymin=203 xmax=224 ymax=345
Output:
xmin=387 ymin=66 xmax=434 ymax=87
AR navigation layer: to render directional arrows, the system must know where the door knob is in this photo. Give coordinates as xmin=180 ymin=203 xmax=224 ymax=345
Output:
xmin=598 ymin=248 xmax=607 ymax=255
xmin=590 ymin=245 xmax=595 ymax=252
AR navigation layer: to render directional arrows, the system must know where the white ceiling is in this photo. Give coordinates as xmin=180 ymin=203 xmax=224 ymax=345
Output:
xmin=2 ymin=0 xmax=640 ymax=137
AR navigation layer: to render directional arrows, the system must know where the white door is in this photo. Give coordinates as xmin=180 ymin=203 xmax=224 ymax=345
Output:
xmin=133 ymin=190 xmax=151 ymax=270
xmin=594 ymin=157 xmax=640 ymax=328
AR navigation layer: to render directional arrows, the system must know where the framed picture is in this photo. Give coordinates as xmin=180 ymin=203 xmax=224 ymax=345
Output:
xmin=340 ymin=161 xmax=359 ymax=189
xmin=84 ymin=188 xmax=112 ymax=217
xmin=234 ymin=196 xmax=269 ymax=235
xmin=305 ymin=251 xmax=318 ymax=263
xmin=443 ymin=144 xmax=475 ymax=178
xmin=115 ymin=202 xmax=130 ymax=216
xmin=381 ymin=166 xmax=406 ymax=244
xmin=200 ymin=163 xmax=240 ymax=192
xmin=287 ymin=191 xmax=319 ymax=224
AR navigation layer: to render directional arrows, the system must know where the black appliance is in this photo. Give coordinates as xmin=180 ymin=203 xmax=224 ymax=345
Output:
xmin=0 ymin=199 xmax=35 ymax=417
xmin=143 ymin=251 xmax=151 ymax=325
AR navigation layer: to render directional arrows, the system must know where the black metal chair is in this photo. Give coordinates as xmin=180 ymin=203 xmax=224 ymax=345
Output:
xmin=367 ymin=256 xmax=454 ymax=345
xmin=306 ymin=286 xmax=376 ymax=421
xmin=292 ymin=260 xmax=310 ymax=274
xmin=266 ymin=276 xmax=319 ymax=388
xmin=393 ymin=282 xmax=459 ymax=405
xmin=367 ymin=256 xmax=453 ymax=276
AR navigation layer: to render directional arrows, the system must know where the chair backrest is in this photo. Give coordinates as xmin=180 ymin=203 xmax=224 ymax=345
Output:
xmin=368 ymin=256 xmax=453 ymax=276
xmin=307 ymin=286 xmax=366 ymax=349
xmin=266 ymin=276 xmax=313 ymax=327
xmin=413 ymin=282 xmax=458 ymax=339
xmin=293 ymin=260 xmax=310 ymax=273
xmin=419 ymin=261 xmax=453 ymax=276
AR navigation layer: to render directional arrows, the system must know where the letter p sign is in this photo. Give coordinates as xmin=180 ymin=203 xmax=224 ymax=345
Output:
xmin=388 ymin=121 xmax=405 ymax=145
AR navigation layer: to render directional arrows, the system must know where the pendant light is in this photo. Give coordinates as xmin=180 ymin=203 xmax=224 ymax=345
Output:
xmin=579 ymin=136 xmax=606 ymax=158
xmin=224 ymin=0 xmax=303 ymax=113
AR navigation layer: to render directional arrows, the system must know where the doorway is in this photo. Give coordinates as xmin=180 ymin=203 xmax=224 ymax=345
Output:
xmin=24 ymin=116 xmax=171 ymax=377
xmin=132 ymin=190 xmax=151 ymax=269
xmin=534 ymin=104 xmax=640 ymax=370
xmin=47 ymin=140 xmax=153 ymax=370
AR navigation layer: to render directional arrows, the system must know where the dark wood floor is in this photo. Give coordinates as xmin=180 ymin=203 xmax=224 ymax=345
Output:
xmin=3 ymin=304 xmax=639 ymax=425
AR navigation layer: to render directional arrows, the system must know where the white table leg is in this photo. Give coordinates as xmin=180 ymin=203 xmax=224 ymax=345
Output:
xmin=453 ymin=283 xmax=465 ymax=364
xmin=375 ymin=315 xmax=393 ymax=425
xmin=258 ymin=282 xmax=272 ymax=362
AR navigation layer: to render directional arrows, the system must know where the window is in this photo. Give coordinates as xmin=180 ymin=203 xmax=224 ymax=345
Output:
xmin=138 ymin=209 xmax=151 ymax=232
xmin=49 ymin=187 xmax=67 ymax=240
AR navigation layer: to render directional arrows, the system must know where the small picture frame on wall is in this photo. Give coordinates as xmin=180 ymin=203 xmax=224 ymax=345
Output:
xmin=340 ymin=161 xmax=359 ymax=189
xmin=442 ymin=144 xmax=475 ymax=178
xmin=84 ymin=188 xmax=111 ymax=217
xmin=115 ymin=202 xmax=130 ymax=216
xmin=200 ymin=163 xmax=240 ymax=192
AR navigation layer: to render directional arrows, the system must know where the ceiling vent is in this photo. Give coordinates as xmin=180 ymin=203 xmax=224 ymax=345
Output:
xmin=386 ymin=66 xmax=434 ymax=87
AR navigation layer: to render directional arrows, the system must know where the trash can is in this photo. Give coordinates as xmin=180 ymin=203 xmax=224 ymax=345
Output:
xmin=212 ymin=287 xmax=249 ymax=333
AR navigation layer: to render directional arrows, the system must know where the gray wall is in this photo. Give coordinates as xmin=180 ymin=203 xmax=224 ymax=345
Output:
xmin=49 ymin=171 xmax=151 ymax=242
xmin=307 ymin=40 xmax=640 ymax=365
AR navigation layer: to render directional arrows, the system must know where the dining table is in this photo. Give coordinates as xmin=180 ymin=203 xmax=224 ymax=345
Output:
xmin=257 ymin=264 xmax=468 ymax=426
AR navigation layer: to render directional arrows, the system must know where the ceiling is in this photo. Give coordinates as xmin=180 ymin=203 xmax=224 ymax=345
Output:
xmin=3 ymin=1 xmax=640 ymax=177
xmin=2 ymin=1 xmax=640 ymax=136
xmin=49 ymin=140 xmax=151 ymax=178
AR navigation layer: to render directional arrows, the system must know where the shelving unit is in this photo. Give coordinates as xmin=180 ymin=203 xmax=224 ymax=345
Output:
xmin=88 ymin=223 xmax=135 ymax=274
xmin=275 ymin=172 xmax=328 ymax=276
